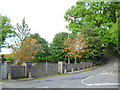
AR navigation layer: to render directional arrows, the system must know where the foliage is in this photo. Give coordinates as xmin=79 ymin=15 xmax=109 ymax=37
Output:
xmin=12 ymin=18 xmax=38 ymax=64
xmin=12 ymin=37 xmax=40 ymax=64
xmin=4 ymin=54 xmax=16 ymax=61
xmin=81 ymin=28 xmax=105 ymax=61
xmin=64 ymin=2 xmax=120 ymax=61
xmin=49 ymin=32 xmax=68 ymax=62
xmin=64 ymin=33 xmax=88 ymax=63
xmin=29 ymin=33 xmax=50 ymax=62
xmin=13 ymin=18 xmax=30 ymax=42
xmin=0 ymin=14 xmax=14 ymax=48
xmin=108 ymin=9 xmax=120 ymax=55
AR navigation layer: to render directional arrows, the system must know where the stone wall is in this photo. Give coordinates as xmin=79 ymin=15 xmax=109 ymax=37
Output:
xmin=12 ymin=65 xmax=25 ymax=79
xmin=65 ymin=62 xmax=93 ymax=72
xmin=31 ymin=63 xmax=58 ymax=77
xmin=58 ymin=60 xmax=103 ymax=73
xmin=1 ymin=60 xmax=103 ymax=79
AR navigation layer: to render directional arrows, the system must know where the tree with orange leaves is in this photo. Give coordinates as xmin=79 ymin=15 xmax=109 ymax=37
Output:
xmin=64 ymin=34 xmax=88 ymax=64
xmin=12 ymin=37 xmax=40 ymax=64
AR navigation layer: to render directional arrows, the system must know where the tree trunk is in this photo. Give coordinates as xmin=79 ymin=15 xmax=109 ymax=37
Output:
xmin=68 ymin=56 xmax=70 ymax=64
xmin=74 ymin=56 xmax=77 ymax=64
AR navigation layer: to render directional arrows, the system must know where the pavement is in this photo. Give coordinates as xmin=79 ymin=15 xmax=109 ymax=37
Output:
xmin=1 ymin=54 xmax=119 ymax=88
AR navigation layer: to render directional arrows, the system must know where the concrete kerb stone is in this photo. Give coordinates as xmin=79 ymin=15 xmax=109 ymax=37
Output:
xmin=6 ymin=78 xmax=34 ymax=82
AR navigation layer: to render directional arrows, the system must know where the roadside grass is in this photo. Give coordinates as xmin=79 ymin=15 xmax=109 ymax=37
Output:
xmin=0 ymin=79 xmax=2 ymax=82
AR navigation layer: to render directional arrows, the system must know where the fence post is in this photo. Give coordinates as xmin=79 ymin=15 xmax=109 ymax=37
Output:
xmin=23 ymin=62 xmax=32 ymax=78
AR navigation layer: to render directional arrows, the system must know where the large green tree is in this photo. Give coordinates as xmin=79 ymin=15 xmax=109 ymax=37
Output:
xmin=29 ymin=33 xmax=50 ymax=62
xmin=64 ymin=2 xmax=120 ymax=60
xmin=50 ymin=32 xmax=68 ymax=62
xmin=0 ymin=14 xmax=14 ymax=48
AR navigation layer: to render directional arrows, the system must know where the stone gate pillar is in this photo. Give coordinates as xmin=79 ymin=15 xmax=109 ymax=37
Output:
xmin=4 ymin=61 xmax=12 ymax=79
xmin=58 ymin=61 xmax=66 ymax=73
xmin=23 ymin=61 xmax=32 ymax=78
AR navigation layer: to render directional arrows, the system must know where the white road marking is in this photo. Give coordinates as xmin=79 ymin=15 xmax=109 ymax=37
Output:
xmin=100 ymin=61 xmax=117 ymax=76
xmin=86 ymin=83 xmax=120 ymax=86
xmin=61 ymin=86 xmax=68 ymax=88
xmin=81 ymin=76 xmax=93 ymax=85
xmin=81 ymin=60 xmax=118 ymax=86
xmin=104 ymin=61 xmax=117 ymax=72
xmin=102 ymin=67 xmax=113 ymax=73
xmin=100 ymin=72 xmax=108 ymax=75
xmin=36 ymin=86 xmax=48 ymax=88
xmin=81 ymin=76 xmax=119 ymax=86
xmin=43 ymin=87 xmax=48 ymax=88
xmin=0 ymin=82 xmax=4 ymax=84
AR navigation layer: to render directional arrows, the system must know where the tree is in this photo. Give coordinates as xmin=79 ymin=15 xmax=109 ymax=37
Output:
xmin=12 ymin=37 xmax=40 ymax=64
xmin=81 ymin=28 xmax=105 ymax=61
xmin=50 ymin=32 xmax=68 ymax=62
xmin=0 ymin=14 xmax=14 ymax=48
xmin=108 ymin=9 xmax=120 ymax=55
xmin=64 ymin=34 xmax=88 ymax=64
xmin=29 ymin=33 xmax=50 ymax=62
xmin=12 ymin=17 xmax=33 ymax=64
xmin=13 ymin=18 xmax=30 ymax=42
xmin=64 ymin=2 xmax=120 ymax=60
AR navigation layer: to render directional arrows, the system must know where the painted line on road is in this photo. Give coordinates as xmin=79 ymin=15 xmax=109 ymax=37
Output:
xmin=81 ymin=75 xmax=119 ymax=86
xmin=100 ymin=61 xmax=117 ymax=76
xmin=85 ymin=83 xmax=120 ymax=86
xmin=81 ymin=76 xmax=93 ymax=85
xmin=61 ymin=86 xmax=68 ymax=88
xmin=36 ymin=87 xmax=48 ymax=88
xmin=0 ymin=82 xmax=5 ymax=84
xmin=43 ymin=87 xmax=48 ymax=88
xmin=102 ymin=66 xmax=113 ymax=73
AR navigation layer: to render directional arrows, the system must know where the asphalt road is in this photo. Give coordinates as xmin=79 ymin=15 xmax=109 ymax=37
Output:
xmin=1 ymin=54 xmax=119 ymax=88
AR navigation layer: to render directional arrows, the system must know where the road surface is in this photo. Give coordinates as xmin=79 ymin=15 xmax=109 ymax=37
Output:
xmin=1 ymin=54 xmax=119 ymax=88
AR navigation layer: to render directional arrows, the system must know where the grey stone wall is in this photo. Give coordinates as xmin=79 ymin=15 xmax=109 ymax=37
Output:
xmin=1 ymin=60 xmax=103 ymax=79
xmin=64 ymin=62 xmax=93 ymax=72
xmin=31 ymin=63 xmax=58 ymax=78
xmin=12 ymin=65 xmax=25 ymax=79
xmin=61 ymin=61 xmax=103 ymax=73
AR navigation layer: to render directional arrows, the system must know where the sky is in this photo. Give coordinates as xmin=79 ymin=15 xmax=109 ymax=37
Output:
xmin=0 ymin=0 xmax=77 ymax=54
